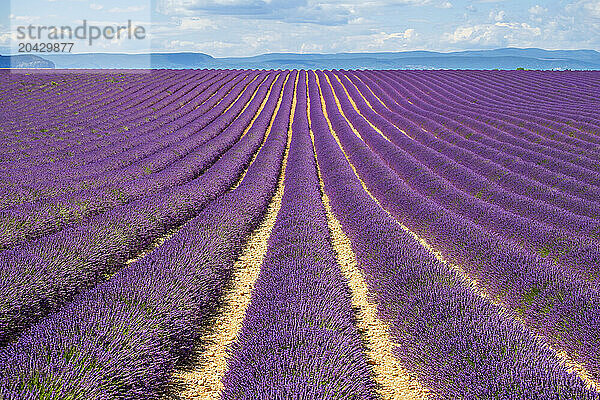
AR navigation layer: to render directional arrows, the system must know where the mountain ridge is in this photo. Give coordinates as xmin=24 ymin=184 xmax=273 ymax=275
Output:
xmin=2 ymin=48 xmax=599 ymax=70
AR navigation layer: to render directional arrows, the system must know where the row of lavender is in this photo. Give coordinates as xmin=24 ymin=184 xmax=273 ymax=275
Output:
xmin=0 ymin=71 xmax=287 ymax=345
xmin=0 ymin=69 xmax=599 ymax=398
xmin=0 ymin=70 xmax=251 ymax=232
xmin=0 ymin=71 xmax=249 ymax=197
xmin=0 ymin=71 xmax=156 ymax=160
xmin=0 ymin=71 xmax=273 ymax=249
xmin=315 ymin=70 xmax=600 ymax=381
xmin=0 ymin=71 xmax=296 ymax=398
xmin=1 ymin=68 xmax=598 ymax=256
xmin=3 ymin=70 xmax=598 ymax=190
xmin=223 ymin=69 xmax=600 ymax=398
xmin=325 ymin=71 xmax=600 ymax=288
xmin=306 ymin=70 xmax=598 ymax=398
xmin=359 ymin=71 xmax=600 ymax=202
xmin=2 ymin=70 xmax=592 ymax=200
xmin=1 ymin=68 xmax=598 ymax=257
xmin=221 ymin=70 xmax=377 ymax=399
xmin=1 ymin=71 xmax=242 ymax=173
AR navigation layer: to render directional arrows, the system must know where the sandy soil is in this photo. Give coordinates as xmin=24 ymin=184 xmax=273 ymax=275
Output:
xmin=321 ymin=72 xmax=600 ymax=393
xmin=310 ymin=74 xmax=431 ymax=399
xmin=170 ymin=73 xmax=296 ymax=400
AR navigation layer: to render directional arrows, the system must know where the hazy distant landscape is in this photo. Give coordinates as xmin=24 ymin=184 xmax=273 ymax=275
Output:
xmin=2 ymin=48 xmax=600 ymax=70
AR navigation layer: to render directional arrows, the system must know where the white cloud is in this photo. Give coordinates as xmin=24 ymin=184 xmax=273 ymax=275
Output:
xmin=178 ymin=17 xmax=218 ymax=30
xmin=129 ymin=0 xmax=600 ymax=56
xmin=443 ymin=22 xmax=541 ymax=46
xmin=90 ymin=4 xmax=104 ymax=11
xmin=108 ymin=6 xmax=147 ymax=13
xmin=300 ymin=42 xmax=324 ymax=52
xmin=0 ymin=33 xmax=11 ymax=44
xmin=566 ymin=0 xmax=600 ymax=18
xmin=9 ymin=15 xmax=41 ymax=24
xmin=349 ymin=17 xmax=366 ymax=25
xmin=528 ymin=5 xmax=547 ymax=23
xmin=340 ymin=28 xmax=420 ymax=51
xmin=403 ymin=28 xmax=417 ymax=40
xmin=374 ymin=29 xmax=418 ymax=43
xmin=529 ymin=5 xmax=547 ymax=15
xmin=581 ymin=0 xmax=600 ymax=17
xmin=156 ymin=0 xmax=444 ymax=26
xmin=489 ymin=10 xmax=505 ymax=22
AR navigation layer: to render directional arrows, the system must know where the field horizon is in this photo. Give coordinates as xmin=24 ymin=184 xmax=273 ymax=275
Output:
xmin=3 ymin=47 xmax=600 ymax=70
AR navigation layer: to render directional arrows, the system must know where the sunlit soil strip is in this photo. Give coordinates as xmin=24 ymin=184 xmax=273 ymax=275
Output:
xmin=230 ymin=73 xmax=290 ymax=190
xmin=233 ymin=72 xmax=280 ymax=142
xmin=347 ymin=73 xmax=416 ymax=140
xmin=192 ymin=71 xmax=249 ymax=112
xmin=317 ymin=73 xmax=600 ymax=393
xmin=121 ymin=75 xmax=281 ymax=272
xmin=123 ymin=228 xmax=179 ymax=268
xmin=335 ymin=72 xmax=415 ymax=141
xmin=221 ymin=73 xmax=262 ymax=115
xmin=324 ymin=73 xmax=406 ymax=149
xmin=309 ymin=82 xmax=429 ymax=399
xmin=347 ymin=75 xmax=430 ymax=140
xmin=329 ymin=73 xmax=391 ymax=143
xmin=173 ymin=72 xmax=297 ymax=400
xmin=323 ymin=193 xmax=430 ymax=400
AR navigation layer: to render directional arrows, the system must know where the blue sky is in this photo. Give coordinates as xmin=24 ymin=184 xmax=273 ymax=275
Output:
xmin=1 ymin=0 xmax=599 ymax=56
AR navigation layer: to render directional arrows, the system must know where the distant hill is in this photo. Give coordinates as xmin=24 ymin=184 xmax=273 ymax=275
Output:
xmin=41 ymin=53 xmax=214 ymax=69
xmin=0 ymin=55 xmax=55 ymax=69
xmin=215 ymin=48 xmax=600 ymax=70
xmin=216 ymin=52 xmax=600 ymax=70
xmin=4 ymin=48 xmax=600 ymax=70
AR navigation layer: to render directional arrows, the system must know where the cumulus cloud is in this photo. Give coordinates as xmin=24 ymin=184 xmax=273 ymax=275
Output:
xmin=177 ymin=17 xmax=218 ymax=30
xmin=162 ymin=39 xmax=208 ymax=51
xmin=0 ymin=32 xmax=11 ymax=44
xmin=380 ymin=29 xmax=418 ymax=41
xmin=156 ymin=0 xmax=447 ymax=26
xmin=528 ymin=5 xmax=547 ymax=15
xmin=9 ymin=15 xmax=41 ymax=24
xmin=144 ymin=0 xmax=600 ymax=56
xmin=581 ymin=0 xmax=600 ymax=17
xmin=109 ymin=6 xmax=147 ymax=13
xmin=335 ymin=28 xmax=420 ymax=52
xmin=300 ymin=42 xmax=324 ymax=52
xmin=528 ymin=4 xmax=547 ymax=23
xmin=489 ymin=10 xmax=505 ymax=22
xmin=566 ymin=0 xmax=600 ymax=18
xmin=157 ymin=0 xmax=354 ymax=25
xmin=443 ymin=22 xmax=541 ymax=47
xmin=157 ymin=0 xmax=305 ymax=18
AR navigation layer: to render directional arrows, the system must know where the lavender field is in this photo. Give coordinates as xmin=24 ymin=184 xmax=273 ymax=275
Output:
xmin=0 ymin=68 xmax=599 ymax=399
